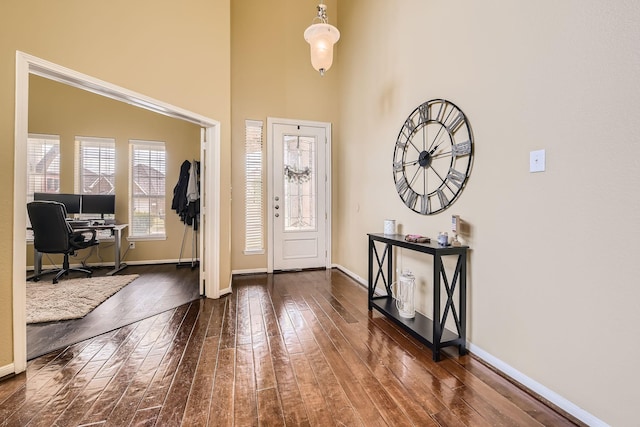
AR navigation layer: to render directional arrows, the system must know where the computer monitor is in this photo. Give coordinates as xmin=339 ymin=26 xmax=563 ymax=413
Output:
xmin=81 ymin=194 xmax=116 ymax=217
xmin=33 ymin=192 xmax=82 ymax=214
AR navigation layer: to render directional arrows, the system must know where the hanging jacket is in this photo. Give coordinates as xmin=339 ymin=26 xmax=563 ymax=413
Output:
xmin=186 ymin=161 xmax=200 ymax=230
xmin=172 ymin=160 xmax=191 ymax=222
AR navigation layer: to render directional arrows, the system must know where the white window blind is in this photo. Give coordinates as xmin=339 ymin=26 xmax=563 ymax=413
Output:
xmin=75 ymin=137 xmax=116 ymax=195
xmin=130 ymin=140 xmax=166 ymax=239
xmin=26 ymin=134 xmax=60 ymax=240
xmin=27 ymin=134 xmax=60 ymax=201
xmin=244 ymin=120 xmax=264 ymax=253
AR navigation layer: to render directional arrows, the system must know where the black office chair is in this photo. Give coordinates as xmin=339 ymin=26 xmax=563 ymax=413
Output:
xmin=27 ymin=201 xmax=98 ymax=284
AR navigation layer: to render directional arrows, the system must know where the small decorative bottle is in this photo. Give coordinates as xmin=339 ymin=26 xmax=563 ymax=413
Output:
xmin=437 ymin=232 xmax=449 ymax=246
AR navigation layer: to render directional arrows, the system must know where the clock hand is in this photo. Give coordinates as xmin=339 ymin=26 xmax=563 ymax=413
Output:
xmin=428 ymin=107 xmax=455 ymax=152
xmin=427 ymin=130 xmax=444 ymax=153
xmin=431 ymin=150 xmax=453 ymax=159
xmin=430 ymin=137 xmax=450 ymax=155
xmin=429 ymin=130 xmax=452 ymax=155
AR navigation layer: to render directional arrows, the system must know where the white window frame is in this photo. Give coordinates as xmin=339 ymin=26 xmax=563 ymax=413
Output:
xmin=74 ymin=136 xmax=116 ymax=196
xmin=26 ymin=134 xmax=61 ymax=241
xmin=129 ymin=140 xmax=167 ymax=240
xmin=27 ymin=133 xmax=60 ymax=201
xmin=244 ymin=120 xmax=264 ymax=254
xmin=74 ymin=136 xmax=117 ymax=239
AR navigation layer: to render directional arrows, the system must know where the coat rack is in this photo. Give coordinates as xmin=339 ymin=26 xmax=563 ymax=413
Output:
xmin=172 ymin=159 xmax=200 ymax=269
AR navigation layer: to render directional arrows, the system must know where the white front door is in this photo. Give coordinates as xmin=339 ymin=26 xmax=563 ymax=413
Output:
xmin=268 ymin=119 xmax=330 ymax=271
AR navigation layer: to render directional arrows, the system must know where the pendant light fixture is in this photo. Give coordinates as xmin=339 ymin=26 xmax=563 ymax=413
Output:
xmin=303 ymin=3 xmax=340 ymax=76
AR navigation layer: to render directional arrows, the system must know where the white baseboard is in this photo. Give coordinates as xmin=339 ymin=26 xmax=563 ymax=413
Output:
xmin=223 ymin=268 xmax=268 ymax=297
xmin=219 ymin=285 xmax=232 ymax=297
xmin=125 ymin=259 xmax=197 ymax=266
xmin=333 ymin=263 xmax=367 ymax=287
xmin=468 ymin=343 xmax=607 ymax=426
xmin=0 ymin=363 xmax=15 ymax=379
xmin=231 ymin=268 xmax=268 ymax=275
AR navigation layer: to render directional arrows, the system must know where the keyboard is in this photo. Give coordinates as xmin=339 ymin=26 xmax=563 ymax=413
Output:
xmin=67 ymin=220 xmax=91 ymax=227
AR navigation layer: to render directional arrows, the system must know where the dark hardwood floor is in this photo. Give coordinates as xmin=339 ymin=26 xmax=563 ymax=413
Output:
xmin=27 ymin=264 xmax=200 ymax=360
xmin=2 ymin=269 xmax=583 ymax=426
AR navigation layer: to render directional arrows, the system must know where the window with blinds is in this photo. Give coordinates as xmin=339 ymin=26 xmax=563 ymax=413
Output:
xmin=130 ymin=140 xmax=166 ymax=239
xmin=244 ymin=120 xmax=264 ymax=254
xmin=75 ymin=137 xmax=116 ymax=195
xmin=27 ymin=134 xmax=60 ymax=240
xmin=27 ymin=134 xmax=60 ymax=201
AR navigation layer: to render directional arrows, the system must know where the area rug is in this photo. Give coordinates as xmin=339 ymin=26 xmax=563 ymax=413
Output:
xmin=26 ymin=274 xmax=139 ymax=324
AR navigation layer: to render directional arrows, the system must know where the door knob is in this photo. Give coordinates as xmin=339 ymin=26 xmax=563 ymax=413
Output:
xmin=275 ymin=205 xmax=279 ymax=209
xmin=275 ymin=213 xmax=280 ymax=217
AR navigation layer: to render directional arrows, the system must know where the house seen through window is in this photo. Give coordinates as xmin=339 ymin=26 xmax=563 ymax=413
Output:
xmin=27 ymin=134 xmax=60 ymax=201
xmin=75 ymin=136 xmax=116 ymax=195
xmin=27 ymin=134 xmax=60 ymax=239
xmin=130 ymin=140 xmax=166 ymax=239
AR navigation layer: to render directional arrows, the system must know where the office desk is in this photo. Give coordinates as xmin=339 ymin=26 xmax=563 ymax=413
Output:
xmin=32 ymin=223 xmax=128 ymax=277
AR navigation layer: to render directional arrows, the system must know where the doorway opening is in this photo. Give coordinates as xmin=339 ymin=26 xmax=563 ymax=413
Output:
xmin=12 ymin=51 xmax=221 ymax=373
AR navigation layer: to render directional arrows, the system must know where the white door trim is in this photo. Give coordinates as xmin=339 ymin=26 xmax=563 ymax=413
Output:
xmin=12 ymin=51 xmax=221 ymax=374
xmin=266 ymin=117 xmax=332 ymax=273
xmin=200 ymin=125 xmax=222 ymax=298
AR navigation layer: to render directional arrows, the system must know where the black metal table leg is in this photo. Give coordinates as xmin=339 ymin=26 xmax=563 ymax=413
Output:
xmin=433 ymin=253 xmax=442 ymax=361
xmin=459 ymin=251 xmax=467 ymax=355
xmin=368 ymin=238 xmax=373 ymax=309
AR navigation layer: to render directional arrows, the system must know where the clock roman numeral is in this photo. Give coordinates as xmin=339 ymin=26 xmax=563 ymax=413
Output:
xmin=436 ymin=101 xmax=447 ymax=123
xmin=393 ymin=161 xmax=403 ymax=172
xmin=445 ymin=112 xmax=465 ymax=134
xmin=420 ymin=194 xmax=430 ymax=215
xmin=395 ymin=137 xmax=408 ymax=149
xmin=404 ymin=117 xmax=416 ymax=134
xmin=418 ymin=103 xmax=429 ymax=124
xmin=452 ymin=140 xmax=471 ymax=157
xmin=395 ymin=176 xmax=409 ymax=197
xmin=405 ymin=190 xmax=418 ymax=209
xmin=406 ymin=118 xmax=416 ymax=132
xmin=437 ymin=189 xmax=449 ymax=208
xmin=446 ymin=168 xmax=467 ymax=189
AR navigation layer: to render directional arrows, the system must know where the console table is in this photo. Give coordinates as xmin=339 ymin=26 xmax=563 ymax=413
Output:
xmin=368 ymin=233 xmax=468 ymax=361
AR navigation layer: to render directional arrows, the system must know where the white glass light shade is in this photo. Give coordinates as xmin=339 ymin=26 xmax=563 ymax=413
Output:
xmin=304 ymin=23 xmax=340 ymax=76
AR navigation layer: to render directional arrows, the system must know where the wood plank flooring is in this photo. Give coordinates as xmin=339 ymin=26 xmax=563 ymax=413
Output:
xmin=27 ymin=264 xmax=200 ymax=360
xmin=2 ymin=269 xmax=583 ymax=426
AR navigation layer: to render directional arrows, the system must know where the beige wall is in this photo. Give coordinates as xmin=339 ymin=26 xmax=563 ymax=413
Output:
xmin=28 ymin=75 xmax=201 ymax=266
xmin=336 ymin=1 xmax=640 ymax=425
xmin=230 ymin=0 xmax=339 ymax=272
xmin=0 ymin=1 xmax=230 ymax=368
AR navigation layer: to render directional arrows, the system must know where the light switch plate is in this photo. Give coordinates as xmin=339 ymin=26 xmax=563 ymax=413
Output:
xmin=530 ymin=149 xmax=545 ymax=172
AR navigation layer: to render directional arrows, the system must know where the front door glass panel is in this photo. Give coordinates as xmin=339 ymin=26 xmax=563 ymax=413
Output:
xmin=283 ymin=135 xmax=316 ymax=231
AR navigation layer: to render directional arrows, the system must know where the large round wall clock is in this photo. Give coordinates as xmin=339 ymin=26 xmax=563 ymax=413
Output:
xmin=393 ymin=99 xmax=474 ymax=215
